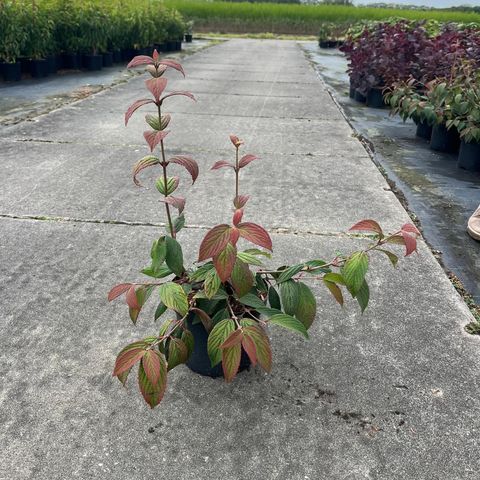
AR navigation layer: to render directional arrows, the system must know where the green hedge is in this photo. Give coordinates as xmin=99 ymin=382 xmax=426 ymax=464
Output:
xmin=0 ymin=0 xmax=186 ymax=63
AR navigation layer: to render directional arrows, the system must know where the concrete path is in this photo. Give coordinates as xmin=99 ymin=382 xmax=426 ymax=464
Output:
xmin=1 ymin=39 xmax=479 ymax=480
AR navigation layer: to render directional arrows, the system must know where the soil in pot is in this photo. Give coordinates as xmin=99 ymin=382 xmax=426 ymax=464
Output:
xmin=185 ymin=313 xmax=251 ymax=378
xmin=354 ymin=89 xmax=367 ymax=103
xmin=3 ymin=62 xmax=22 ymax=81
xmin=103 ymin=52 xmax=113 ymax=67
xmin=83 ymin=54 xmax=103 ymax=71
xmin=30 ymin=59 xmax=49 ymax=78
xmin=185 ymin=34 xmax=193 ymax=43
xmin=416 ymin=120 xmax=432 ymax=140
xmin=366 ymin=87 xmax=386 ymax=108
xmin=458 ymin=141 xmax=480 ymax=171
xmin=430 ymin=124 xmax=460 ymax=153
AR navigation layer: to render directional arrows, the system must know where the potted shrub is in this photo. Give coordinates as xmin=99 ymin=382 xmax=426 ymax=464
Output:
xmin=0 ymin=2 xmax=26 ymax=81
xmin=109 ymin=51 xmax=420 ymax=408
xmin=53 ymin=1 xmax=83 ymax=70
xmin=185 ymin=21 xmax=194 ymax=43
xmin=78 ymin=3 xmax=108 ymax=71
xmin=163 ymin=10 xmax=186 ymax=51
xmin=448 ymin=63 xmax=480 ymax=171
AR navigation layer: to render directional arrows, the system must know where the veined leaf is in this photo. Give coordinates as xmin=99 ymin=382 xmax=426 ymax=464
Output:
xmin=167 ymin=338 xmax=188 ymax=371
xmin=189 ymin=263 xmax=214 ymax=282
xmin=129 ymin=285 xmax=154 ymax=324
xmin=154 ymin=302 xmax=168 ymax=321
xmin=181 ymin=330 xmax=194 ymax=357
xmin=155 ymin=176 xmax=179 ymax=196
xmin=108 ymin=283 xmax=132 ymax=302
xmin=237 ymin=251 xmax=264 ymax=266
xmin=151 ymin=236 xmax=167 ymax=271
xmin=376 ymin=248 xmax=399 ymax=267
xmin=132 ymin=155 xmax=160 ymax=186
xmin=165 ymin=236 xmax=184 ymax=276
xmin=220 ymin=329 xmax=244 ymax=349
xmin=231 ymin=259 xmax=254 ymax=298
xmin=243 ymin=325 xmax=272 ymax=373
xmin=190 ymin=307 xmax=213 ymax=332
xmin=241 ymin=335 xmax=257 ymax=366
xmin=356 ymin=280 xmax=370 ymax=313
xmin=213 ymin=242 xmax=237 ymax=282
xmin=295 ymin=282 xmax=316 ymax=329
xmin=349 ymin=219 xmax=383 ymax=237
xmin=158 ymin=282 xmax=189 ymax=316
xmin=342 ymin=251 xmax=369 ymax=295
xmin=237 ymin=222 xmax=273 ymax=251
xmin=142 ymin=349 xmax=162 ymax=385
xmin=207 ymin=319 xmax=235 ymax=367
xmin=113 ymin=341 xmax=147 ymax=377
xmin=169 ymin=155 xmax=199 ymax=184
xmin=323 ymin=279 xmax=344 ymax=306
xmin=138 ymin=354 xmax=167 ymax=409
xmin=323 ymin=272 xmax=345 ymax=285
xmin=222 ymin=344 xmax=241 ymax=382
xmin=276 ymin=264 xmax=304 ymax=284
xmin=204 ymin=269 xmax=221 ymax=299
xmin=269 ymin=313 xmax=309 ymax=339
xmin=198 ymin=224 xmax=232 ymax=261
xmin=280 ymin=280 xmax=299 ymax=316
xmin=268 ymin=287 xmax=281 ymax=310
xmin=125 ymin=98 xmax=154 ymax=126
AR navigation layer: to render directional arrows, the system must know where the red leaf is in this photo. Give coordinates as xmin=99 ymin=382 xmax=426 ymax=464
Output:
xmin=108 ymin=283 xmax=132 ymax=301
xmin=152 ymin=49 xmax=159 ymax=62
xmin=143 ymin=130 xmax=169 ymax=151
xmin=142 ymin=349 xmax=161 ymax=385
xmin=211 ymin=160 xmax=234 ymax=170
xmin=190 ymin=308 xmax=213 ymax=332
xmin=237 ymin=222 xmax=273 ymax=251
xmin=160 ymin=196 xmax=186 ymax=214
xmin=132 ymin=155 xmax=160 ymax=186
xmin=138 ymin=354 xmax=167 ymax=409
xmin=158 ymin=59 xmax=185 ymax=77
xmin=230 ymin=227 xmax=240 ymax=245
xmin=126 ymin=285 xmax=139 ymax=309
xmin=230 ymin=134 xmax=243 ymax=147
xmin=169 ymin=155 xmax=199 ymax=184
xmin=241 ymin=335 xmax=257 ymax=366
xmin=127 ymin=55 xmax=154 ymax=68
xmin=232 ymin=209 xmax=243 ymax=226
xmin=160 ymin=91 xmax=196 ymax=104
xmin=349 ymin=219 xmax=383 ymax=236
xmin=238 ymin=154 xmax=258 ymax=169
xmin=220 ymin=329 xmax=244 ymax=349
xmin=198 ymin=224 xmax=232 ymax=261
xmin=125 ymin=99 xmax=154 ymax=126
xmin=213 ymin=243 xmax=237 ymax=282
xmin=243 ymin=325 xmax=271 ymax=373
xmin=401 ymin=231 xmax=417 ymax=256
xmin=222 ymin=344 xmax=241 ymax=382
xmin=234 ymin=195 xmax=250 ymax=209
xmin=145 ymin=77 xmax=168 ymax=102
xmin=402 ymin=223 xmax=420 ymax=235
xmin=113 ymin=343 xmax=146 ymax=377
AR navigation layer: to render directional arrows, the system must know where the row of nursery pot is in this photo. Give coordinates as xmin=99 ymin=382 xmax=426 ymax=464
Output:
xmin=0 ymin=0 xmax=192 ymax=81
xmin=386 ymin=65 xmax=480 ymax=172
xmin=341 ymin=19 xmax=480 ymax=103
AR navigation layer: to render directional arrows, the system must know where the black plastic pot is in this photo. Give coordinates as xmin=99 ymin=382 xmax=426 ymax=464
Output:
xmin=46 ymin=55 xmax=58 ymax=74
xmin=319 ymin=40 xmax=330 ymax=48
xmin=112 ymin=50 xmax=122 ymax=63
xmin=185 ymin=33 xmax=193 ymax=43
xmin=416 ymin=120 xmax=432 ymax=140
xmin=185 ymin=314 xmax=251 ymax=378
xmin=30 ymin=59 xmax=49 ymax=78
xmin=19 ymin=57 xmax=30 ymax=74
xmin=349 ymin=84 xmax=356 ymax=99
xmin=366 ymin=87 xmax=386 ymax=108
xmin=62 ymin=53 xmax=81 ymax=70
xmin=327 ymin=40 xmax=338 ymax=48
xmin=176 ymin=41 xmax=182 ymax=51
xmin=458 ymin=140 xmax=480 ymax=171
xmin=430 ymin=124 xmax=460 ymax=153
xmin=102 ymin=52 xmax=113 ymax=67
xmin=83 ymin=54 xmax=103 ymax=71
xmin=121 ymin=48 xmax=132 ymax=62
xmin=354 ymin=89 xmax=367 ymax=103
xmin=2 ymin=62 xmax=21 ymax=81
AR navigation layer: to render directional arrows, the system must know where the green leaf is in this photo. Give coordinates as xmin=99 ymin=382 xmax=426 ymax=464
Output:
xmin=269 ymin=313 xmax=309 ymax=339
xmin=207 ymin=319 xmax=235 ymax=367
xmin=323 ymin=279 xmax=344 ymax=306
xmin=243 ymin=248 xmax=271 ymax=258
xmin=268 ymin=287 xmax=281 ymax=310
xmin=305 ymin=259 xmax=331 ymax=273
xmin=231 ymin=259 xmax=254 ymax=297
xmin=167 ymin=338 xmax=188 ymax=370
xmin=211 ymin=307 xmax=229 ymax=326
xmin=145 ymin=113 xmax=161 ymax=130
xmin=158 ymin=318 xmax=175 ymax=337
xmin=154 ymin=302 xmax=168 ymax=321
xmin=155 ymin=176 xmax=178 ymax=196
xmin=165 ymin=236 xmax=184 ymax=276
xmin=342 ymin=251 xmax=369 ymax=295
xmin=158 ymin=282 xmax=189 ymax=316
xmin=168 ymin=214 xmax=185 ymax=236
xmin=189 ymin=263 xmax=214 ymax=282
xmin=237 ymin=251 xmax=264 ymax=266
xmin=214 ymin=242 xmax=237 ymax=282
xmin=323 ymin=272 xmax=346 ymax=285
xmin=141 ymin=265 xmax=172 ymax=279
xmin=295 ymin=282 xmax=316 ymax=329
xmin=151 ymin=237 xmax=167 ymax=271
xmin=280 ymin=280 xmax=299 ymax=316
xmin=222 ymin=344 xmax=241 ymax=382
xmin=129 ymin=285 xmax=153 ymax=324
xmin=181 ymin=330 xmax=194 ymax=357
xmin=355 ymin=280 xmax=370 ymax=313
xmin=238 ymin=293 xmax=267 ymax=310
xmin=276 ymin=264 xmax=304 ymax=283
xmin=204 ymin=269 xmax=221 ymax=299
xmin=255 ymin=273 xmax=268 ymax=293
xmin=376 ymin=248 xmax=399 ymax=267
xmin=138 ymin=353 xmax=167 ymax=409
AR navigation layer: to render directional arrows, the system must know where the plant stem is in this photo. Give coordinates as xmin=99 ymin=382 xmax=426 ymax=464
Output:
xmin=235 ymin=147 xmax=239 ymax=200
xmin=157 ymin=102 xmax=176 ymax=239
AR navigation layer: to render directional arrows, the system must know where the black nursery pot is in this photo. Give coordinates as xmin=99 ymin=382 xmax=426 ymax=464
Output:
xmin=354 ymin=89 xmax=367 ymax=103
xmin=62 ymin=53 xmax=81 ymax=70
xmin=430 ymin=124 xmax=460 ymax=153
xmin=46 ymin=55 xmax=58 ymax=74
xmin=102 ymin=52 xmax=113 ymax=67
xmin=112 ymin=50 xmax=122 ymax=63
xmin=185 ymin=34 xmax=193 ymax=43
xmin=416 ymin=120 xmax=432 ymax=140
xmin=30 ymin=59 xmax=49 ymax=78
xmin=458 ymin=140 xmax=480 ymax=172
xmin=319 ymin=40 xmax=330 ymax=48
xmin=83 ymin=54 xmax=103 ymax=71
xmin=366 ymin=87 xmax=385 ymax=108
xmin=327 ymin=40 xmax=338 ymax=48
xmin=185 ymin=314 xmax=251 ymax=378
xmin=2 ymin=62 xmax=21 ymax=81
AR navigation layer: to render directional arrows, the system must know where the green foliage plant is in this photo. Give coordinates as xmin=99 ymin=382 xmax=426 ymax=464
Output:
xmin=108 ymin=51 xmax=421 ymax=409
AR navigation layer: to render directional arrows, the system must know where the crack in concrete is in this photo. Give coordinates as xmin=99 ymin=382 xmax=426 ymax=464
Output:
xmin=0 ymin=213 xmax=374 ymax=239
